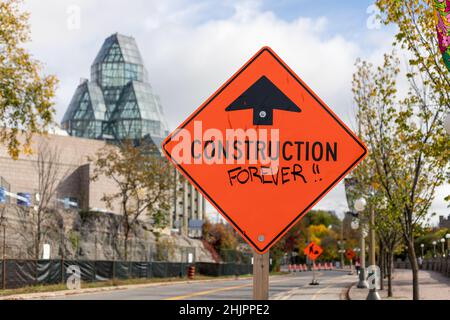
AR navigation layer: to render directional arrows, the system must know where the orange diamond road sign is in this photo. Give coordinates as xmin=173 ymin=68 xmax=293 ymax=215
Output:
xmin=162 ymin=46 xmax=367 ymax=254
xmin=346 ymin=249 xmax=356 ymax=260
xmin=304 ymin=242 xmax=323 ymax=261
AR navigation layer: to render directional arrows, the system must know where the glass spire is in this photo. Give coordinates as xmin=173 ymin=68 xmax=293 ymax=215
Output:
xmin=62 ymin=33 xmax=168 ymax=143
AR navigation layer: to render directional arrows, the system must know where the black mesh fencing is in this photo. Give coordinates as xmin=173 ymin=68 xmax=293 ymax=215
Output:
xmin=38 ymin=260 xmax=62 ymax=285
xmin=0 ymin=259 xmax=252 ymax=290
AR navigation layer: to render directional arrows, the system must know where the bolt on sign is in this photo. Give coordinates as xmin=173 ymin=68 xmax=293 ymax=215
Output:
xmin=162 ymin=47 xmax=368 ymax=254
xmin=346 ymin=249 xmax=356 ymax=261
xmin=304 ymin=242 xmax=323 ymax=261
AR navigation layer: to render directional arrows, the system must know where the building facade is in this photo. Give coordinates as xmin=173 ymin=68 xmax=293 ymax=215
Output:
xmin=59 ymin=33 xmax=206 ymax=236
xmin=0 ymin=133 xmax=115 ymax=211
xmin=439 ymin=215 xmax=450 ymax=229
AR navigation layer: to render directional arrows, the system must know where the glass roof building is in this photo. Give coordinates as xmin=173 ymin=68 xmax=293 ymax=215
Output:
xmin=62 ymin=33 xmax=169 ymax=143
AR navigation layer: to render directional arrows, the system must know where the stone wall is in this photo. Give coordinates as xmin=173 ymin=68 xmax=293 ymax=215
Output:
xmin=0 ymin=204 xmax=214 ymax=263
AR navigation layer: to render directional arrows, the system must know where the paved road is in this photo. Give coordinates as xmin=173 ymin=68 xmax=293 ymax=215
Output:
xmin=46 ymin=271 xmax=355 ymax=300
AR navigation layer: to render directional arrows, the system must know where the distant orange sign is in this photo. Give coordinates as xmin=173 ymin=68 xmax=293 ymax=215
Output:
xmin=162 ymin=47 xmax=367 ymax=253
xmin=346 ymin=249 xmax=356 ymax=260
xmin=304 ymin=242 xmax=323 ymax=261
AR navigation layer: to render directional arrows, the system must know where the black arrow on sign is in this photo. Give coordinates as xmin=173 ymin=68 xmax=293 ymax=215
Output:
xmin=225 ymin=76 xmax=301 ymax=126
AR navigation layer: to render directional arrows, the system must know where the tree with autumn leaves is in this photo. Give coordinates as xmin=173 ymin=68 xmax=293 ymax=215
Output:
xmin=350 ymin=0 xmax=450 ymax=300
xmin=270 ymin=210 xmax=342 ymax=270
xmin=0 ymin=0 xmax=57 ymax=159
xmin=91 ymin=141 xmax=174 ymax=260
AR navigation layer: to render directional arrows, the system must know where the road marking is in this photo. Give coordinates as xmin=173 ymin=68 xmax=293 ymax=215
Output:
xmin=165 ymin=283 xmax=252 ymax=300
xmin=271 ymin=272 xmax=324 ymax=300
xmin=311 ymin=283 xmax=334 ymax=300
xmin=165 ymin=277 xmax=293 ymax=300
xmin=270 ymin=272 xmax=353 ymax=300
xmin=311 ymin=275 xmax=349 ymax=300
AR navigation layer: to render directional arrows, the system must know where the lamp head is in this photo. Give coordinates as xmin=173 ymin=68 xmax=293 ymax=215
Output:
xmin=354 ymin=198 xmax=367 ymax=212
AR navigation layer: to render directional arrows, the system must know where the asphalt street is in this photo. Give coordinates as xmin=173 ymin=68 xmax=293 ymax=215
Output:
xmin=46 ymin=271 xmax=355 ymax=300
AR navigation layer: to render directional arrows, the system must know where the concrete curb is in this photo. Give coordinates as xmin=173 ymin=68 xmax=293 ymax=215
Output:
xmin=346 ymin=282 xmax=356 ymax=300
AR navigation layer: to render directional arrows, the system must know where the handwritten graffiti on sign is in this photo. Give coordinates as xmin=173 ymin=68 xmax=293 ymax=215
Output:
xmin=163 ymin=47 xmax=368 ymax=253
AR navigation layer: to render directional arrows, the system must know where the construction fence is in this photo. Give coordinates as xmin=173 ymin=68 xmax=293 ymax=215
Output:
xmin=0 ymin=259 xmax=253 ymax=290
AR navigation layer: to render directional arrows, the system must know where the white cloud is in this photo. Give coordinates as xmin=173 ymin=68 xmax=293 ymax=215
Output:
xmin=22 ymin=0 xmax=448 ymax=219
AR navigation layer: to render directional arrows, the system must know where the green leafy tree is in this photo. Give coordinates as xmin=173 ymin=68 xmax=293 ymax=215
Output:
xmin=376 ymin=0 xmax=450 ymax=202
xmin=91 ymin=141 xmax=174 ymax=260
xmin=374 ymin=198 xmax=402 ymax=297
xmin=353 ymin=49 xmax=450 ymax=300
xmin=0 ymin=0 xmax=57 ymax=159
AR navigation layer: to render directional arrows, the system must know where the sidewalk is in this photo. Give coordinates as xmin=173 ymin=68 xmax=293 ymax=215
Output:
xmin=349 ymin=269 xmax=450 ymax=300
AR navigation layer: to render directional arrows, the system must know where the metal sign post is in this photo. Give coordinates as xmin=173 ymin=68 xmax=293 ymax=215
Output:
xmin=304 ymin=242 xmax=322 ymax=285
xmin=253 ymin=250 xmax=269 ymax=300
xmin=310 ymin=261 xmax=319 ymax=285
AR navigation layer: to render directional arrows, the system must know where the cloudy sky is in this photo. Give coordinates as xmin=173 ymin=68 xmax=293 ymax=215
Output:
xmin=22 ymin=0 xmax=448 ymax=223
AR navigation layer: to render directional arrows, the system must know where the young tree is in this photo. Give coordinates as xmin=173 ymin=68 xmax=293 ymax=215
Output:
xmin=12 ymin=140 xmax=68 ymax=259
xmin=353 ymin=51 xmax=450 ymax=300
xmin=33 ymin=140 xmax=69 ymax=259
xmin=91 ymin=141 xmax=173 ymax=260
xmin=0 ymin=0 xmax=57 ymax=159
xmin=373 ymin=197 xmax=402 ymax=297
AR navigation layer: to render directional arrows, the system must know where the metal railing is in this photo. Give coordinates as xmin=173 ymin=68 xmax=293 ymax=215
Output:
xmin=395 ymin=257 xmax=450 ymax=278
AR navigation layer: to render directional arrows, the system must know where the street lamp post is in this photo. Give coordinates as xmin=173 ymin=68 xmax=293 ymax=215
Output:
xmin=0 ymin=206 xmax=6 ymax=290
xmin=354 ymin=247 xmax=361 ymax=276
xmin=367 ymin=204 xmax=381 ymax=300
xmin=432 ymin=241 xmax=437 ymax=258
xmin=338 ymin=241 xmax=345 ymax=268
xmin=440 ymin=239 xmax=445 ymax=257
xmin=357 ymin=197 xmax=381 ymax=301
xmin=444 ymin=112 xmax=450 ymax=135
xmin=338 ymin=248 xmax=345 ymax=268
xmin=446 ymin=234 xmax=450 ymax=257
xmin=354 ymin=198 xmax=368 ymax=289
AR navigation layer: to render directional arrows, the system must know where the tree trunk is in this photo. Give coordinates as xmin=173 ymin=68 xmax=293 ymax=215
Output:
xmin=384 ymin=251 xmax=389 ymax=278
xmin=387 ymin=251 xmax=394 ymax=297
xmin=124 ymin=228 xmax=129 ymax=261
xmin=407 ymin=240 xmax=420 ymax=300
xmin=36 ymin=211 xmax=41 ymax=260
xmin=379 ymin=241 xmax=385 ymax=290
